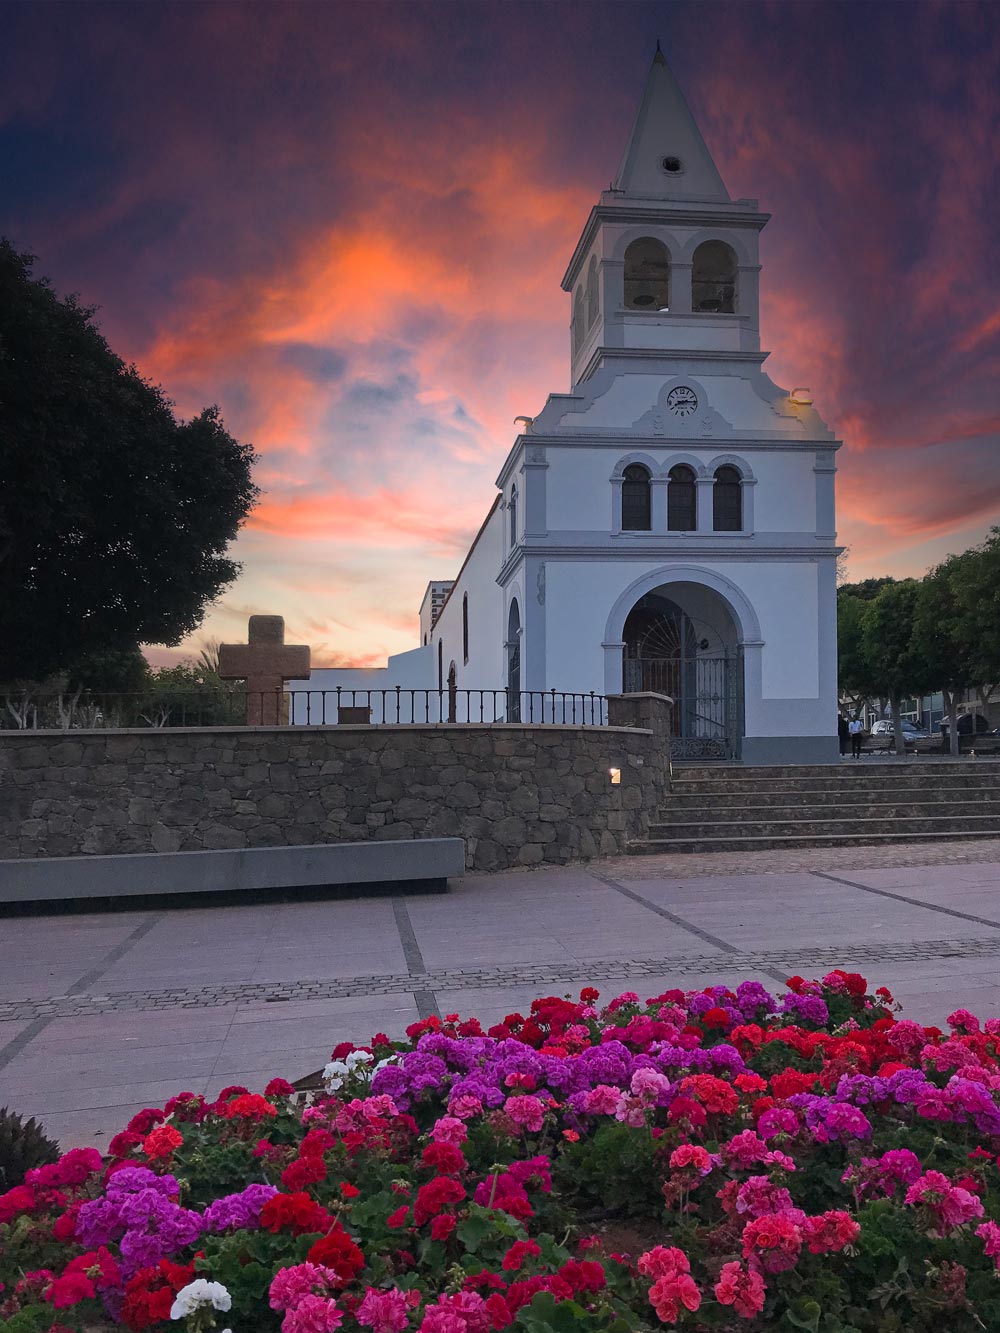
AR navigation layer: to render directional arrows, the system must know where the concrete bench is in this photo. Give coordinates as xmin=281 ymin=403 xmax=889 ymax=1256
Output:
xmin=0 ymin=839 xmax=465 ymax=905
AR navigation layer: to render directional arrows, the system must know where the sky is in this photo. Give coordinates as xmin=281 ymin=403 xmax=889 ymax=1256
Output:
xmin=2 ymin=0 xmax=999 ymax=668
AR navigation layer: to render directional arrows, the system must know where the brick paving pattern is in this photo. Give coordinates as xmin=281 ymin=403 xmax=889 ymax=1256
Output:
xmin=1 ymin=839 xmax=999 ymax=1146
xmin=2 ymin=935 xmax=999 ymax=1021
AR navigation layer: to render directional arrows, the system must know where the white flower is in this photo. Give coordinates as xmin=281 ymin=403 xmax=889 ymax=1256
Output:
xmin=170 ymin=1279 xmax=232 ymax=1320
xmin=322 ymin=1059 xmax=350 ymax=1091
xmin=374 ymin=1055 xmax=399 ymax=1074
xmin=346 ymin=1049 xmax=374 ymax=1069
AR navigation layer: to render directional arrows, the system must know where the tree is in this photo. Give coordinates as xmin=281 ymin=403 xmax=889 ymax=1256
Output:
xmin=861 ymin=579 xmax=933 ymax=755
xmin=836 ymin=588 xmax=882 ymax=719
xmin=0 ymin=241 xmax=259 ymax=683
xmin=913 ymin=557 xmax=976 ymax=757
xmin=952 ymin=527 xmax=1000 ymax=721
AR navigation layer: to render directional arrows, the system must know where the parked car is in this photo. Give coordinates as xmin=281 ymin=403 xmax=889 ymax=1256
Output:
xmin=940 ymin=713 xmax=989 ymax=737
xmin=870 ymin=720 xmax=931 ymax=740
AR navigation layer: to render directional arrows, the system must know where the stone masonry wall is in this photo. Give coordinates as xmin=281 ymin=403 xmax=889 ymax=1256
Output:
xmin=0 ymin=701 xmax=671 ymax=872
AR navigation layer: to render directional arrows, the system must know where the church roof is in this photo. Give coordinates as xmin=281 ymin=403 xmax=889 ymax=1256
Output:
xmin=613 ymin=43 xmax=729 ymax=202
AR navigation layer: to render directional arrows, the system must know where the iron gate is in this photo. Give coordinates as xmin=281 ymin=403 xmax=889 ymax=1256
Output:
xmin=624 ymin=652 xmax=743 ymax=759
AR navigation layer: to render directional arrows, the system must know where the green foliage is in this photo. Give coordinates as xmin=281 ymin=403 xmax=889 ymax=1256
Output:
xmin=557 ymin=1120 xmax=664 ymax=1217
xmin=64 ymin=644 xmax=151 ymax=693
xmin=0 ymin=1305 xmax=55 ymax=1333
xmin=0 ymin=240 xmax=259 ymax=683
xmin=515 ymin=1291 xmax=626 ymax=1331
xmin=836 ymin=590 xmax=881 ymax=707
xmin=861 ymin=580 xmax=931 ymax=703
xmin=0 ymin=1106 xmax=59 ymax=1189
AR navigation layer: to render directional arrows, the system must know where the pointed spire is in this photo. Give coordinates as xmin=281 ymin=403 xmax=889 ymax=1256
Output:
xmin=613 ymin=45 xmax=729 ymax=201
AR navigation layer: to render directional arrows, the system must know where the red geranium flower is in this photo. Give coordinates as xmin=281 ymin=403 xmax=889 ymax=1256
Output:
xmin=143 ymin=1125 xmax=183 ymax=1160
xmin=414 ymin=1175 xmax=466 ymax=1225
xmin=305 ymin=1223 xmax=365 ymax=1283
xmin=259 ymin=1191 xmax=333 ymax=1236
xmin=702 ymin=1007 xmax=731 ymax=1029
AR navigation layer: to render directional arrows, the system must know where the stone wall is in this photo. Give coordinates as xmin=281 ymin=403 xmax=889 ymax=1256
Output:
xmin=0 ymin=700 xmax=671 ymax=871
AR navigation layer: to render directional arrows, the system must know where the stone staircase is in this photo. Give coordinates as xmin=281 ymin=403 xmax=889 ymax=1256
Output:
xmin=630 ymin=761 xmax=1000 ymax=854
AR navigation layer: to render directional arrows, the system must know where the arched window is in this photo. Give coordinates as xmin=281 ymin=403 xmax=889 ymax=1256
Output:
xmin=692 ymin=240 xmax=737 ymax=313
xmin=623 ymin=237 xmax=670 ymax=311
xmin=509 ymin=485 xmax=518 ymax=547
xmin=506 ymin=600 xmax=521 ymax=721
xmin=462 ymin=593 xmax=469 ymax=664
xmin=572 ymin=287 xmax=585 ymax=352
xmin=667 ymin=464 xmax=697 ymax=531
xmin=621 ymin=464 xmax=652 ymax=531
xmin=586 ymin=256 xmax=599 ymax=327
xmin=713 ymin=465 xmax=743 ymax=531
xmin=447 ymin=661 xmax=457 ymax=723
xmin=437 ymin=639 xmax=443 ymax=692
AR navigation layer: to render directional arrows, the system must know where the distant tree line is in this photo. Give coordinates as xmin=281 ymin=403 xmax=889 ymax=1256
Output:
xmin=838 ymin=529 xmax=1000 ymax=755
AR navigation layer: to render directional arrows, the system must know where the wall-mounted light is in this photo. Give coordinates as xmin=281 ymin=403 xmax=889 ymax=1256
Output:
xmin=789 ymin=387 xmax=813 ymax=405
xmin=609 ymin=767 xmax=622 ymax=785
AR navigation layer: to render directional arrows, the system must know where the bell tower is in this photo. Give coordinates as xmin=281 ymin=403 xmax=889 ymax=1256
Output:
xmin=563 ymin=43 xmax=768 ymax=386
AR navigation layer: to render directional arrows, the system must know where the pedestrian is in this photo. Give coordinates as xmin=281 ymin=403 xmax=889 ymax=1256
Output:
xmin=849 ymin=716 xmax=864 ymax=758
xmin=837 ymin=713 xmax=849 ymax=756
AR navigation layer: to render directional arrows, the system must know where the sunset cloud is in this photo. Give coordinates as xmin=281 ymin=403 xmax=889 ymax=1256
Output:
xmin=2 ymin=0 xmax=997 ymax=665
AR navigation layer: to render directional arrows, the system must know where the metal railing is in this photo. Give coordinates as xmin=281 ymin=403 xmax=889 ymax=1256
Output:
xmin=289 ymin=688 xmax=608 ymax=726
xmin=1 ymin=688 xmax=610 ymax=731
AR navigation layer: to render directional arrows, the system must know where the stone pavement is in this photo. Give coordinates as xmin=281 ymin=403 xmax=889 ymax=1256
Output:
xmin=1 ymin=839 xmax=999 ymax=1148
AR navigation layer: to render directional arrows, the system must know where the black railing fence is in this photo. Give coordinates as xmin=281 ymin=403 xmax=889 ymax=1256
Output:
xmin=0 ymin=688 xmax=610 ymax=731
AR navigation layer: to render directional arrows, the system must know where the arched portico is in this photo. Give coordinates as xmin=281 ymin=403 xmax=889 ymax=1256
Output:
xmin=603 ymin=566 xmax=762 ymax=759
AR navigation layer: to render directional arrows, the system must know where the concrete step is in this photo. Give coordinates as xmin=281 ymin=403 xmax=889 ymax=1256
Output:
xmin=658 ymin=797 xmax=1000 ymax=817
xmin=647 ymin=813 xmax=1000 ymax=839
xmin=628 ymin=830 xmax=1000 ymax=855
xmin=668 ymin=775 xmax=1000 ymax=797
xmin=672 ymin=762 xmax=1000 ymax=780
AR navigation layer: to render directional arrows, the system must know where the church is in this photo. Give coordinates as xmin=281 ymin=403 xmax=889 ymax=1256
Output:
xmin=293 ymin=47 xmax=841 ymax=764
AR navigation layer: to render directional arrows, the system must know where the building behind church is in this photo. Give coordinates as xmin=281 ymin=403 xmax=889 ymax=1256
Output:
xmin=293 ymin=47 xmax=841 ymax=764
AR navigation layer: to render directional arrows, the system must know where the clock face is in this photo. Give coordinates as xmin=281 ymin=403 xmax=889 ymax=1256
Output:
xmin=667 ymin=386 xmax=698 ymax=416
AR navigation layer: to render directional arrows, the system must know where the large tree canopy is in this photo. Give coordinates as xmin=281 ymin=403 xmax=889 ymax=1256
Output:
xmin=0 ymin=241 xmax=259 ymax=682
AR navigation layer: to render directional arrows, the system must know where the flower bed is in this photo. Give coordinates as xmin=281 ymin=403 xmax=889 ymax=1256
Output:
xmin=3 ymin=973 xmax=1000 ymax=1332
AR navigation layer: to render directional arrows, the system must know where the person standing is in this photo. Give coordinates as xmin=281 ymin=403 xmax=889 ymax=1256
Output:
xmin=838 ymin=713 xmax=849 ymax=756
xmin=849 ymin=716 xmax=864 ymax=758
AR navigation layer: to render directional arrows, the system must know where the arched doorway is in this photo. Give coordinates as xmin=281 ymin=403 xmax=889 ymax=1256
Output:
xmin=622 ymin=587 xmax=743 ymax=758
xmin=506 ymin=600 xmax=521 ymax=722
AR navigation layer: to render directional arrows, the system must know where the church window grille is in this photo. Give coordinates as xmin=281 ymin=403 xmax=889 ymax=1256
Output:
xmin=586 ymin=257 xmax=599 ymax=327
xmin=621 ymin=464 xmax=652 ymax=531
xmin=462 ymin=593 xmax=469 ymax=664
xmin=572 ymin=287 xmax=585 ymax=352
xmin=509 ymin=485 xmax=518 ymax=547
xmin=623 ymin=237 xmax=670 ymax=311
xmin=713 ymin=465 xmax=743 ymax=531
xmin=692 ymin=240 xmax=737 ymax=313
xmin=506 ymin=600 xmax=521 ymax=720
xmin=667 ymin=464 xmax=697 ymax=531
xmin=447 ymin=662 xmax=457 ymax=723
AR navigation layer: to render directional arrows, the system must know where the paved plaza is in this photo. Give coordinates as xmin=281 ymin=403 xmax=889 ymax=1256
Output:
xmin=2 ymin=838 xmax=1000 ymax=1148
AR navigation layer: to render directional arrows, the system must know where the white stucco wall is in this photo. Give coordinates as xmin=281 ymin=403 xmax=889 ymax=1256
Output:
xmin=287 ymin=645 xmax=437 ymax=724
xmin=427 ymin=501 xmax=506 ymax=710
xmin=541 ymin=556 xmax=835 ymax=742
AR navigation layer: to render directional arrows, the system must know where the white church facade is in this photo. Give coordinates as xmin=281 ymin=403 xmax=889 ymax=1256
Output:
xmin=293 ymin=48 xmax=841 ymax=764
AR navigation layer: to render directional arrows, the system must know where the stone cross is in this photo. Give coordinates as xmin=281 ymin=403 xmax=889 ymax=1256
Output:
xmin=217 ymin=615 xmax=310 ymax=726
